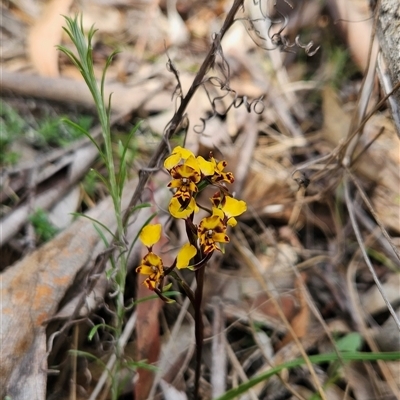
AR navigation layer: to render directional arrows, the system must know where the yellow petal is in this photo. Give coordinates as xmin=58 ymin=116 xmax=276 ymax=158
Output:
xmin=227 ymin=217 xmax=237 ymax=227
xmin=176 ymin=146 xmax=194 ymax=159
xmin=143 ymin=278 xmax=157 ymax=290
xmin=177 ymin=163 xmax=200 ymax=181
xmin=139 ymin=224 xmax=162 ymax=248
xmin=201 ymin=214 xmax=221 ymax=230
xmin=185 ymin=155 xmax=201 ymax=175
xmin=136 ymin=265 xmax=151 ymax=275
xmin=145 ymin=252 xmax=163 ymax=268
xmin=164 ymin=153 xmax=181 ymax=170
xmin=168 ymin=179 xmax=183 ymax=189
xmin=169 ymin=197 xmax=198 ymax=219
xmin=213 ymin=232 xmax=230 ymax=243
xmin=216 ymin=160 xmax=227 ymax=172
xmin=223 ymin=197 xmax=247 ymax=217
xmin=196 ymin=156 xmax=215 ymax=176
xmin=212 ymin=207 xmax=225 ymax=220
xmin=164 ymin=146 xmax=195 ymax=169
xmin=176 ymin=243 xmax=197 ymax=269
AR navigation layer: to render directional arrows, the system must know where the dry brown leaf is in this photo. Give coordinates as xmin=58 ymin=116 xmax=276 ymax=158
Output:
xmin=134 ymin=215 xmax=166 ymax=400
xmin=1 ymin=145 xmax=98 ymax=246
xmin=242 ymin=162 xmax=295 ymax=220
xmin=134 ymin=288 xmax=162 ymax=400
xmin=251 ymin=293 xmax=297 ymax=323
xmin=278 ymin=273 xmax=310 ymax=349
xmin=28 ymin=0 xmax=74 ymax=77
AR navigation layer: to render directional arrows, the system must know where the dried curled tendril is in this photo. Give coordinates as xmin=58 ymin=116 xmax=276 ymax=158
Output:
xmin=194 ymin=77 xmax=265 ymax=134
xmin=239 ymin=0 xmax=320 ymax=56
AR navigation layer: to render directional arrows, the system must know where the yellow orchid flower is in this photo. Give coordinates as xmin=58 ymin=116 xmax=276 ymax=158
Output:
xmin=136 ymin=252 xmax=164 ymax=290
xmin=168 ymin=156 xmax=201 ymax=207
xmin=139 ymin=224 xmax=162 ymax=248
xmin=176 ymin=243 xmax=197 ymax=269
xmin=198 ymin=213 xmax=229 ymax=254
xmin=209 ymin=157 xmax=234 ymax=184
xmin=211 ymin=193 xmax=247 ymax=227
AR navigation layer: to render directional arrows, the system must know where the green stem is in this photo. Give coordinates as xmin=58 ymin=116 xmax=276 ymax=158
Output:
xmin=58 ymin=17 xmax=127 ymax=399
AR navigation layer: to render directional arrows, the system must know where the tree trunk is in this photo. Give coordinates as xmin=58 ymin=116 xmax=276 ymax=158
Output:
xmin=376 ymin=0 xmax=400 ymax=135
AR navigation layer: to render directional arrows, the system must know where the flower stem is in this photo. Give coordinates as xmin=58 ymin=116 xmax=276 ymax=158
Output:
xmin=194 ymin=266 xmax=205 ymax=400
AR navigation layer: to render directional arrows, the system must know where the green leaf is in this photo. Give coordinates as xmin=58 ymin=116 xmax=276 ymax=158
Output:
xmin=93 ymin=223 xmax=110 ymax=248
xmin=61 ymin=118 xmax=102 ymax=154
xmin=133 ymin=291 xmax=181 ymax=305
xmin=57 ymin=44 xmax=82 ymax=70
xmin=162 ymin=283 xmax=173 ymax=292
xmin=69 ymin=349 xmax=104 ymax=365
xmin=101 ymin=50 xmax=120 ymax=101
xmin=70 ymin=213 xmax=116 ymax=242
xmin=69 ymin=350 xmax=112 ymax=384
xmin=88 ymin=323 xmax=117 ymax=341
xmin=28 ymin=208 xmax=59 ymax=243
xmin=90 ymin=169 xmax=111 ymax=192
xmin=117 ymin=121 xmax=141 ymax=197
xmin=124 ymin=360 xmax=158 ymax=372
xmin=336 ymin=332 xmax=362 ymax=352
xmin=128 ymin=202 xmax=152 ymax=212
